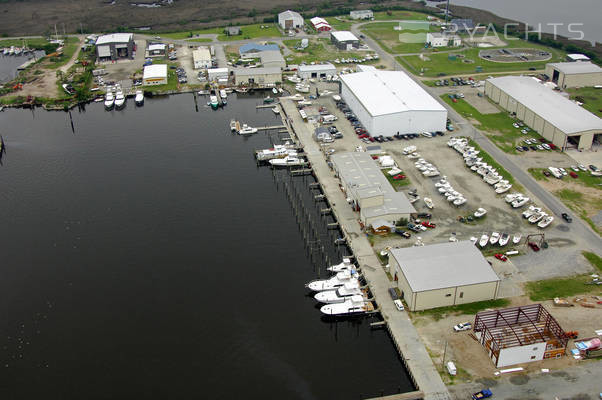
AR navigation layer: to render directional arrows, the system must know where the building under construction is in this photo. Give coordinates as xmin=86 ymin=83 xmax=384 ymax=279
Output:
xmin=474 ymin=304 xmax=568 ymax=368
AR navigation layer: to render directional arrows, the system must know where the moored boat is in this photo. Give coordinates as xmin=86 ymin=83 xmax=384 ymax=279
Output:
xmin=238 ymin=124 xmax=258 ymax=135
xmin=114 ymin=91 xmax=125 ymax=109
xmin=135 ymin=90 xmax=144 ymax=106
xmin=269 ymin=155 xmax=305 ymax=167
xmin=327 ymin=258 xmax=354 ymax=272
xmin=320 ymin=295 xmax=372 ymax=315
xmin=104 ymin=91 xmax=114 ymax=109
xmin=306 ymin=270 xmax=359 ymax=292
xmin=314 ymin=282 xmax=364 ymax=304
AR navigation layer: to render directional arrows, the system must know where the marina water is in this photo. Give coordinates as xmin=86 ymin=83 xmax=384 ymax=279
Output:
xmin=0 ymin=94 xmax=413 ymax=399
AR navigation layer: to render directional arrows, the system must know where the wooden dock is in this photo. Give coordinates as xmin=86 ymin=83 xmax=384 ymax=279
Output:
xmin=256 ymin=125 xmax=286 ymax=131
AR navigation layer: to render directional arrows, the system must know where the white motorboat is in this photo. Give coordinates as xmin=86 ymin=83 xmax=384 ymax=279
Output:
xmin=230 ymin=119 xmax=238 ymax=132
xmin=407 ymin=152 xmax=420 ymax=159
xmin=269 ymin=155 xmax=304 ymax=167
xmin=255 ymin=144 xmax=296 ymax=161
xmin=495 ymin=184 xmax=512 ymax=194
xmin=320 ymin=295 xmax=371 ymax=316
xmin=238 ymin=124 xmax=258 ymax=135
xmin=529 ymin=212 xmax=546 ymax=224
xmin=272 ymin=87 xmax=278 ymax=94
xmin=505 ymin=193 xmax=522 ymax=203
xmin=522 ymin=206 xmax=540 ymax=218
xmin=479 ymin=234 xmax=489 ymax=248
xmin=287 ymin=76 xmax=301 ymax=84
xmin=314 ymin=282 xmax=363 ymax=303
xmin=470 ymin=236 xmax=478 ymax=245
xmin=512 ymin=196 xmax=529 ymax=208
xmin=306 ymin=270 xmax=358 ymax=291
xmin=538 ymin=216 xmax=554 ymax=228
xmin=424 ymin=197 xmax=434 ymax=209
xmin=209 ymin=95 xmax=219 ymax=108
xmin=327 ymin=258 xmax=354 ymax=272
xmin=403 ymin=145 xmax=417 ymax=155
xmin=453 ymin=197 xmax=467 ymax=206
xmin=388 ymin=167 xmax=402 ymax=176
xmin=288 ymin=93 xmax=304 ymax=101
xmin=114 ymin=91 xmax=125 ymax=109
xmin=499 ymin=233 xmax=509 ymax=246
xmin=295 ymin=84 xmax=310 ymax=93
xmin=474 ymin=208 xmax=487 ymax=218
xmin=423 ymin=169 xmax=440 ymax=177
xmin=512 ymin=233 xmax=522 ymax=244
xmin=272 ymin=106 xmax=280 ymax=114
xmin=104 ymin=91 xmax=114 ymax=109
xmin=220 ymin=89 xmax=228 ymax=99
xmin=135 ymin=90 xmax=144 ymax=106
xmin=489 ymin=232 xmax=500 ymax=245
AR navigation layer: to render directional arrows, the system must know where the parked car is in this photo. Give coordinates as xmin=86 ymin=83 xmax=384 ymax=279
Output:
xmin=421 ymin=221 xmax=436 ymax=228
xmin=453 ymin=322 xmax=472 ymax=332
xmin=528 ymin=242 xmax=540 ymax=252
xmin=589 ymin=164 xmax=599 ymax=172
xmin=393 ymin=299 xmax=405 ymax=311
xmin=569 ymin=171 xmax=578 ymax=178
xmin=561 ymin=213 xmax=573 ymax=223
xmin=388 ymin=287 xmax=399 ymax=300
xmin=417 ymin=213 xmax=432 ymax=219
xmin=395 ymin=230 xmax=411 ymax=238
xmin=393 ymin=174 xmax=406 ymax=180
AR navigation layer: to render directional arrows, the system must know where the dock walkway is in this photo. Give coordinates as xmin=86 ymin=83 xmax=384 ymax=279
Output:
xmin=280 ymin=99 xmax=451 ymax=400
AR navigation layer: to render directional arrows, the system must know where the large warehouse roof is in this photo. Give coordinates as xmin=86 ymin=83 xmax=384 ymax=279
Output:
xmin=234 ymin=67 xmax=281 ymax=76
xmin=548 ymin=61 xmax=602 ymax=74
xmin=390 ymin=241 xmax=500 ymax=292
xmin=487 ymin=76 xmax=602 ymax=134
xmin=331 ymin=152 xmax=416 ymax=217
xmin=298 ymin=63 xmax=336 ymax=72
xmin=143 ymin=64 xmax=167 ymax=79
xmin=331 ymin=31 xmax=358 ymax=42
xmin=96 ymin=33 xmax=133 ymax=45
xmin=340 ymin=70 xmax=446 ymax=117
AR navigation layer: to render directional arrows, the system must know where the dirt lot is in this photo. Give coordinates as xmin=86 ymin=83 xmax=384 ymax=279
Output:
xmin=412 ymin=295 xmax=602 ymax=385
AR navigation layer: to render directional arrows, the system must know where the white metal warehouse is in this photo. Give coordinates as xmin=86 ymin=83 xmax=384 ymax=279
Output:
xmin=330 ymin=152 xmax=416 ymax=225
xmin=340 ymin=70 xmax=447 ymax=136
xmin=389 ymin=241 xmax=500 ymax=311
xmin=544 ymin=61 xmax=602 ymax=88
xmin=485 ymin=76 xmax=602 ymax=150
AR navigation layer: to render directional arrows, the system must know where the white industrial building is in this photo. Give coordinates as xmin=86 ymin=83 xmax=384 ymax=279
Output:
xmin=234 ymin=67 xmax=281 ymax=85
xmin=147 ymin=43 xmax=166 ymax=57
xmin=207 ymin=67 xmax=229 ymax=82
xmin=485 ymin=76 xmax=602 ymax=150
xmin=331 ymin=31 xmax=360 ymax=50
xmin=192 ymin=47 xmax=212 ymax=69
xmin=143 ymin=64 xmax=168 ymax=85
xmin=340 ymin=70 xmax=447 ymax=136
xmin=330 ymin=152 xmax=416 ymax=225
xmin=566 ymin=53 xmax=590 ymax=62
xmin=474 ymin=304 xmax=568 ymax=367
xmin=389 ymin=241 xmax=500 ymax=312
xmin=350 ymin=9 xmax=373 ymax=20
xmin=426 ymin=32 xmax=461 ymax=47
xmin=278 ymin=10 xmax=304 ymax=30
xmin=297 ymin=63 xmax=336 ymax=79
xmin=544 ymin=61 xmax=602 ymax=88
xmin=95 ymin=33 xmax=135 ymax=61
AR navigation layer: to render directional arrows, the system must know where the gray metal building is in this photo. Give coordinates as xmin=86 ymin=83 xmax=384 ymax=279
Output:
xmin=233 ymin=67 xmax=281 ymax=85
xmin=390 ymin=241 xmax=500 ymax=311
xmin=260 ymin=51 xmax=286 ymax=70
xmin=485 ymin=76 xmax=602 ymax=150
xmin=330 ymin=152 xmax=416 ymax=225
xmin=544 ymin=62 xmax=602 ymax=88
xmin=330 ymin=31 xmax=360 ymax=50
xmin=95 ymin=33 xmax=135 ymax=61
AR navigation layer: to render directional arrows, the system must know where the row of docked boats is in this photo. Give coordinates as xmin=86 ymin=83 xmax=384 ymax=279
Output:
xmin=104 ymin=89 xmax=144 ymax=109
xmin=253 ymin=142 xmax=307 ymax=167
xmin=305 ymin=258 xmax=374 ymax=316
xmin=474 ymin=232 xmax=521 ymax=248
xmin=1 ymin=46 xmax=32 ymax=56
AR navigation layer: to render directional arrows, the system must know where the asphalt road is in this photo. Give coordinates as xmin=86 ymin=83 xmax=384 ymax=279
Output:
xmin=351 ymin=22 xmax=602 ymax=255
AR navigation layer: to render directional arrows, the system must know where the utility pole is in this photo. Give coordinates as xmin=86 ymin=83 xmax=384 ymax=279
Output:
xmin=445 ymin=0 xmax=450 ymax=26
xmin=441 ymin=340 xmax=448 ymax=368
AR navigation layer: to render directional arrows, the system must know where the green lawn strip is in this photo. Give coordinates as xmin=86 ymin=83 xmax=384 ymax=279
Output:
xmin=382 ymin=168 xmax=410 ymax=189
xmin=326 ymin=17 xmax=353 ymax=31
xmin=583 ymin=251 xmax=602 ymax=273
xmin=217 ymin=24 xmax=282 ymax=41
xmin=465 ymin=139 xmax=524 ymax=192
xmin=441 ymin=95 xmax=528 ymax=154
xmin=566 ymin=87 xmax=602 ymax=118
xmin=361 ymin=21 xmax=436 ymax=54
xmin=373 ymin=11 xmax=431 ymax=21
xmin=555 ymin=189 xmax=601 ymax=235
xmin=526 ymin=275 xmax=602 ymax=301
xmin=528 ymin=167 xmax=602 ymax=190
xmin=185 ymin=38 xmax=213 ymax=43
xmin=159 ymin=28 xmax=221 ymax=39
xmin=413 ymin=299 xmax=510 ymax=320
xmin=398 ymin=40 xmax=565 ymax=77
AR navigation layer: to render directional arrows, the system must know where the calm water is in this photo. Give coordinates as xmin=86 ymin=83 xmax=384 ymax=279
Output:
xmin=0 ymin=51 xmax=45 ymax=83
xmin=0 ymin=94 xmax=412 ymax=399
xmin=445 ymin=0 xmax=601 ymax=45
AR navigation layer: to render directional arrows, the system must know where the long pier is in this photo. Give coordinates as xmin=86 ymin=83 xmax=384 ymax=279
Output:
xmin=278 ymin=98 xmax=452 ymax=400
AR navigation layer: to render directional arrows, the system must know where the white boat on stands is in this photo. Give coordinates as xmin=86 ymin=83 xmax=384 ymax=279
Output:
xmin=489 ymin=232 xmax=500 ymax=245
xmin=295 ymin=84 xmax=310 ymax=93
xmin=479 ymin=234 xmax=489 ymax=248
xmin=314 ymin=282 xmax=364 ymax=304
xmin=538 ymin=216 xmax=554 ymax=228
xmin=114 ymin=91 xmax=125 ymax=109
xmin=512 ymin=196 xmax=529 ymax=208
xmin=453 ymin=197 xmax=467 ymax=206
xmin=306 ymin=270 xmax=359 ymax=292
xmin=104 ymin=91 xmax=114 ymax=109
xmin=474 ymin=208 xmax=487 ymax=218
xmin=269 ymin=155 xmax=305 ymax=167
xmin=220 ymin=89 xmax=227 ymax=99
xmin=327 ymin=258 xmax=354 ymax=272
xmin=528 ymin=212 xmax=546 ymax=224
xmin=320 ymin=295 xmax=372 ymax=316
xmin=135 ymin=90 xmax=144 ymax=106
xmin=522 ymin=206 xmax=541 ymax=219
xmin=424 ymin=197 xmax=434 ymax=209
xmin=499 ymin=233 xmax=509 ymax=246
xmin=513 ymin=233 xmax=522 ymax=244
xmin=238 ymin=124 xmax=258 ymax=135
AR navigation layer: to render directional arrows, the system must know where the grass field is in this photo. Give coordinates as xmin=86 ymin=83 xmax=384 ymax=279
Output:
xmin=382 ymin=169 xmax=410 ymax=189
xmin=283 ymin=38 xmax=377 ymax=65
xmin=185 ymin=38 xmax=213 ymax=43
xmin=413 ymin=299 xmax=510 ymax=320
xmin=441 ymin=95 xmax=541 ymax=154
xmin=160 ymin=23 xmax=282 ymax=41
xmin=398 ymin=39 xmax=566 ymax=77
xmin=567 ymin=87 xmax=602 ymax=118
xmin=373 ymin=10 xmax=431 ymax=21
xmin=361 ymin=21 xmax=439 ymax=54
xmin=326 ymin=17 xmax=354 ymax=31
